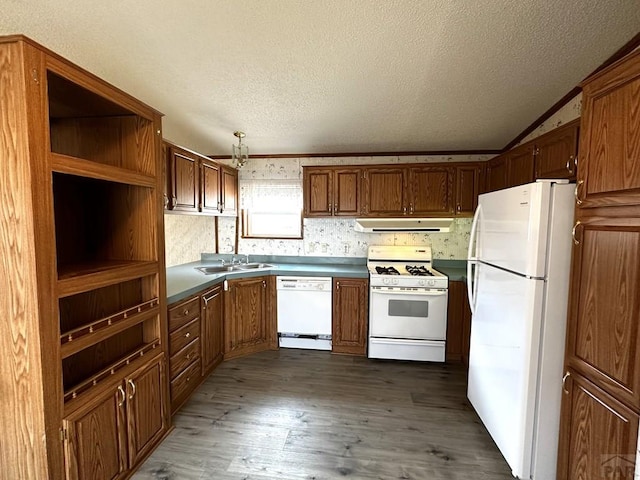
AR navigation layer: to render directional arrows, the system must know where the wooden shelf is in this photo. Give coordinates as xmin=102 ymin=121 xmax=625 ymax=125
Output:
xmin=51 ymin=153 xmax=156 ymax=188
xmin=57 ymin=260 xmax=158 ymax=297
xmin=60 ymin=298 xmax=160 ymax=359
xmin=63 ymin=340 xmax=161 ymax=404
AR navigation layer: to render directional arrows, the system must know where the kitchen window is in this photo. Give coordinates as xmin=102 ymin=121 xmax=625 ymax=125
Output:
xmin=241 ymin=179 xmax=303 ymax=239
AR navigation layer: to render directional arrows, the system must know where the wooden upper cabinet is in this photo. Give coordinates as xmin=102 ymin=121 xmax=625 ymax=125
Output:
xmin=455 ymin=164 xmax=483 ymax=215
xmin=303 ymin=167 xmax=362 ymax=217
xmin=407 ymin=166 xmax=454 ymax=215
xmin=507 ymin=143 xmax=535 ymax=187
xmin=303 ymin=168 xmax=333 ymax=216
xmin=486 ymin=154 xmax=508 ymax=192
xmin=363 ymin=167 xmax=407 ymax=216
xmin=534 ymin=120 xmax=579 ymax=180
xmin=224 ymin=276 xmax=276 ymax=359
xmin=557 ymin=369 xmax=639 ymax=480
xmin=220 ymin=166 xmax=238 ymax=216
xmin=63 ymin=386 xmax=128 ymax=480
xmin=201 ymin=284 xmax=224 ymax=375
xmin=577 ymin=50 xmax=640 ymax=208
xmin=332 ymin=277 xmax=368 ymax=356
xmin=169 ymin=146 xmax=199 ymax=212
xmin=565 ymin=214 xmax=640 ymax=409
xmin=200 ymin=158 xmax=221 ymax=213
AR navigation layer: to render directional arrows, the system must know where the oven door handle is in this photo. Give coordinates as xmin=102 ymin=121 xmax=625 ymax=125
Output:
xmin=371 ymin=289 xmax=447 ymax=296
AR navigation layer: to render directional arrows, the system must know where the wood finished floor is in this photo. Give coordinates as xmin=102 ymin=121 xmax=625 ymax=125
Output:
xmin=133 ymin=349 xmax=513 ymax=480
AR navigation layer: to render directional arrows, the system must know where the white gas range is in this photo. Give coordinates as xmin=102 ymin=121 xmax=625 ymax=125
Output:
xmin=367 ymin=245 xmax=449 ymax=362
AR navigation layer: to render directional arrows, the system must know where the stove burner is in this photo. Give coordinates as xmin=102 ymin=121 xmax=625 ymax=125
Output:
xmin=375 ymin=266 xmax=400 ymax=275
xmin=406 ymin=265 xmax=434 ymax=276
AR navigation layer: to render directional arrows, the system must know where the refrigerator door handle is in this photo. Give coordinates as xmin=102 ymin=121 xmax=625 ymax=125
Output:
xmin=467 ymin=205 xmax=482 ymax=315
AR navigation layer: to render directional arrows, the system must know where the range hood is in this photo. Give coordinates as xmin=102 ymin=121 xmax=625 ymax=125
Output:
xmin=354 ymin=218 xmax=453 ymax=233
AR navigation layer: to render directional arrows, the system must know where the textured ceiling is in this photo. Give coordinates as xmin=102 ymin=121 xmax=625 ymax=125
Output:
xmin=2 ymin=1 xmax=639 ymax=155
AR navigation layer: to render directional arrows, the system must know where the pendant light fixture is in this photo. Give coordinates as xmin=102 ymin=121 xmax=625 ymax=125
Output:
xmin=232 ymin=131 xmax=248 ymax=169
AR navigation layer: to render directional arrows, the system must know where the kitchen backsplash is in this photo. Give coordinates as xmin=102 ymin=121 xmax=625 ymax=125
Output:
xmin=164 ymin=214 xmax=216 ymax=267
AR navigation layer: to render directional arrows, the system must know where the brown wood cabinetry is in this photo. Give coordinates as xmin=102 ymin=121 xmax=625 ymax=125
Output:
xmin=63 ymin=353 xmax=167 ymax=480
xmin=0 ymin=36 xmax=169 ymax=480
xmin=303 ymin=167 xmax=362 ymax=217
xmin=332 ymin=277 xmax=369 ymax=356
xmin=201 ymin=284 xmax=224 ymax=375
xmin=445 ymin=281 xmax=472 ymax=365
xmin=167 ymin=296 xmax=201 ymax=413
xmin=557 ymin=51 xmax=640 ymax=479
xmin=165 ymin=141 xmax=238 ymax=216
xmin=507 ymin=144 xmax=535 ymax=187
xmin=363 ymin=167 xmax=407 ymax=216
xmin=407 ymin=165 xmax=454 ymax=215
xmin=486 ymin=154 xmax=508 ymax=192
xmin=224 ymin=276 xmax=277 ymax=359
xmin=534 ymin=120 xmax=579 ymax=180
xmin=455 ymin=164 xmax=484 ymax=215
xmin=557 ymin=369 xmax=639 ymax=480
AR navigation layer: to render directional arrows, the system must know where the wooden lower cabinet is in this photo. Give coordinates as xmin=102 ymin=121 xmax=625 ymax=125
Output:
xmin=445 ymin=281 xmax=471 ymax=365
xmin=63 ymin=354 xmax=168 ymax=480
xmin=332 ymin=277 xmax=368 ymax=355
xmin=224 ymin=276 xmax=276 ymax=359
xmin=557 ymin=369 xmax=639 ymax=480
xmin=201 ymin=284 xmax=224 ymax=374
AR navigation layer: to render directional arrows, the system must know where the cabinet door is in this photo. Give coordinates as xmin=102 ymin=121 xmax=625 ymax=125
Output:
xmin=565 ymin=214 xmax=640 ymax=408
xmin=363 ymin=167 xmax=407 ymax=216
xmin=408 ymin=166 xmax=454 ymax=215
xmin=303 ymin=168 xmax=333 ymax=217
xmin=201 ymin=159 xmax=221 ymax=213
xmin=534 ymin=121 xmax=579 ymax=180
xmin=332 ymin=278 xmax=368 ymax=355
xmin=486 ymin=154 xmax=508 ymax=192
xmin=445 ymin=281 xmax=471 ymax=363
xmin=125 ymin=355 xmax=168 ymax=467
xmin=507 ymin=144 xmax=535 ymax=187
xmin=334 ymin=168 xmax=362 ymax=216
xmin=201 ymin=284 xmax=224 ymax=374
xmin=557 ymin=369 xmax=638 ymax=480
xmin=63 ymin=386 xmax=128 ymax=480
xmin=455 ymin=164 xmax=482 ymax=215
xmin=220 ymin=166 xmax=238 ymax=216
xmin=170 ymin=147 xmax=199 ymax=212
xmin=578 ymin=51 xmax=640 ymax=208
xmin=224 ymin=276 xmax=270 ymax=358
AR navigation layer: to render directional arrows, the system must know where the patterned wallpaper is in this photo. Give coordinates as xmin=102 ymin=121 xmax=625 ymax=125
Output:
xmin=517 ymin=93 xmax=582 ymax=145
xmin=164 ymin=214 xmax=216 ymax=267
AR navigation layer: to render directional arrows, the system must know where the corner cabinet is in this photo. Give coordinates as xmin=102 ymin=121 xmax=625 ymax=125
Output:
xmin=0 ymin=36 xmax=169 ymax=480
xmin=332 ymin=278 xmax=369 ymax=355
xmin=224 ymin=276 xmax=277 ymax=359
xmin=557 ymin=50 xmax=640 ymax=479
xmin=165 ymin=141 xmax=238 ymax=216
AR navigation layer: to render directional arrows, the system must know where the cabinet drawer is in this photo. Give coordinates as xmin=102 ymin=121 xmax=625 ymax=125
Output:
xmin=170 ymin=359 xmax=201 ymax=405
xmin=169 ymin=318 xmax=200 ymax=356
xmin=168 ymin=297 xmax=200 ymax=332
xmin=170 ymin=337 xmax=200 ymax=379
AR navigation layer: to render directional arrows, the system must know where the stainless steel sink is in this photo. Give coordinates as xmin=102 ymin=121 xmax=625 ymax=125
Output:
xmin=196 ymin=263 xmax=274 ymax=275
xmin=234 ymin=263 xmax=274 ymax=270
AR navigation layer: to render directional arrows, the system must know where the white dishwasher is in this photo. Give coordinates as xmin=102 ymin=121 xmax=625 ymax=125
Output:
xmin=276 ymin=276 xmax=332 ymax=350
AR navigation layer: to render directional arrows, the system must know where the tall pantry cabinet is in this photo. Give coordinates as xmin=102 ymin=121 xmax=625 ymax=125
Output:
xmin=0 ymin=36 xmax=169 ymax=480
xmin=557 ymin=49 xmax=640 ymax=479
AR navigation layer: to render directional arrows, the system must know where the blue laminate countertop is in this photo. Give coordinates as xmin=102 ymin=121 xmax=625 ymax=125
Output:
xmin=433 ymin=260 xmax=468 ymax=282
xmin=166 ymin=255 xmax=369 ymax=305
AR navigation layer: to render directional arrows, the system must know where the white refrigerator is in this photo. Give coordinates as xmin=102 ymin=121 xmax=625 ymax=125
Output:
xmin=466 ymin=180 xmax=574 ymax=480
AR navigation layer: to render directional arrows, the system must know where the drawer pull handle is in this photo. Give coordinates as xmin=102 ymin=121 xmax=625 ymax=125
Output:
xmin=183 ymin=309 xmax=189 ymax=316
xmin=187 ymin=353 xmax=193 ymax=360
xmin=127 ymin=379 xmax=136 ymax=399
xmin=562 ymin=371 xmax=570 ymax=394
xmin=185 ymin=332 xmax=191 ymax=338
xmin=574 ymin=179 xmax=584 ymax=205
xmin=186 ymin=377 xmax=190 ymax=382
xmin=117 ymin=386 xmax=126 ymax=407
xmin=572 ymin=221 xmax=582 ymax=245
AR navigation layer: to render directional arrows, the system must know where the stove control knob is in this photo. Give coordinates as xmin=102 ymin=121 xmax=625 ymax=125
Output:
xmin=393 ymin=278 xmax=399 ymax=285
xmin=418 ymin=279 xmax=426 ymax=286
xmin=317 ymin=283 xmax=324 ymax=290
xmin=428 ymin=279 xmax=436 ymax=287
xmin=383 ymin=278 xmax=390 ymax=285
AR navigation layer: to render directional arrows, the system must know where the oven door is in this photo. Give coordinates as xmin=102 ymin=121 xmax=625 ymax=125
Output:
xmin=369 ymin=286 xmax=448 ymax=340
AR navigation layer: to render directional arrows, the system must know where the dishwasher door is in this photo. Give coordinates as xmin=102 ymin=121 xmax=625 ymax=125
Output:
xmin=277 ymin=276 xmax=332 ymax=350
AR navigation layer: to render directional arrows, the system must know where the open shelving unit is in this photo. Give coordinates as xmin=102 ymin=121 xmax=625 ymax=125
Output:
xmin=0 ymin=36 xmax=169 ymax=480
